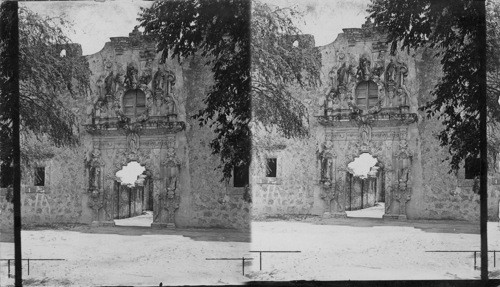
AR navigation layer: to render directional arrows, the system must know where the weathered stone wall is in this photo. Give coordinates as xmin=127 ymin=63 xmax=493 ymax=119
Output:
xmin=0 ymin=146 xmax=91 ymax=230
xmin=2 ymin=31 xmax=251 ymax=230
xmin=251 ymin=72 xmax=326 ymax=218
xmin=252 ymin=22 xmax=484 ymax=222
xmin=181 ymin=55 xmax=250 ymax=229
xmin=406 ymin=48 xmax=480 ymax=221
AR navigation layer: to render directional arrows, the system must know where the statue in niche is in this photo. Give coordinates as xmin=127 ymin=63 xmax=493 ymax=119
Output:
xmin=96 ymin=75 xmax=106 ymax=98
xmin=165 ymin=164 xmax=179 ymax=197
xmin=85 ymin=105 xmax=93 ymax=124
xmin=94 ymin=99 xmax=104 ymax=120
xmin=396 ymin=86 xmax=410 ymax=106
xmin=127 ymin=133 xmax=140 ymax=155
xmin=146 ymin=93 xmax=158 ymax=116
xmin=102 ymin=97 xmax=116 ymax=118
xmin=360 ymin=124 xmax=371 ymax=146
xmin=153 ymin=66 xmax=167 ymax=95
xmin=104 ymin=71 xmax=115 ymax=96
xmin=385 ymin=88 xmax=395 ymax=107
xmin=140 ymin=68 xmax=152 ymax=86
xmin=396 ymin=60 xmax=408 ymax=87
xmin=328 ymin=66 xmax=337 ymax=87
xmin=357 ymin=55 xmax=371 ymax=81
xmin=125 ymin=63 xmax=139 ymax=89
xmin=165 ymin=71 xmax=176 ymax=95
xmin=88 ymin=149 xmax=102 ymax=190
xmin=321 ymin=156 xmax=333 ymax=181
xmin=325 ymin=91 xmax=340 ymax=112
xmin=339 ymin=93 xmax=350 ymax=109
xmin=385 ymin=59 xmax=396 ymax=84
xmin=372 ymin=61 xmax=384 ymax=79
xmin=337 ymin=62 xmax=349 ymax=88
xmin=165 ymin=95 xmax=176 ymax=115
xmin=115 ymin=71 xmax=126 ymax=90
xmin=320 ymin=141 xmax=334 ymax=181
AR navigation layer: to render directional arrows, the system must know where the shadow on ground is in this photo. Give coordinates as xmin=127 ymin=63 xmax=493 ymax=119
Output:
xmin=1 ymin=225 xmax=250 ymax=243
xmin=258 ymin=216 xmax=481 ymax=234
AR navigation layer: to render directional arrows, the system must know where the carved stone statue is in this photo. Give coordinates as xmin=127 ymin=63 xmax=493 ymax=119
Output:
xmin=396 ymin=86 xmax=409 ymax=106
xmin=386 ymin=89 xmax=395 ymax=107
xmin=166 ymin=164 xmax=178 ymax=194
xmin=146 ymin=93 xmax=158 ymax=116
xmin=360 ymin=124 xmax=371 ymax=146
xmin=140 ymin=68 xmax=152 ymax=86
xmin=153 ymin=67 xmax=165 ymax=94
xmin=127 ymin=133 xmax=140 ymax=154
xmin=103 ymin=98 xmax=116 ymax=118
xmin=385 ymin=59 xmax=396 ymax=84
xmin=96 ymin=75 xmax=106 ymax=98
xmin=115 ymin=72 xmax=125 ymax=89
xmin=328 ymin=66 xmax=336 ymax=87
xmin=337 ymin=62 xmax=349 ymax=88
xmin=357 ymin=55 xmax=371 ymax=81
xmin=396 ymin=60 xmax=408 ymax=87
xmin=104 ymin=71 xmax=115 ymax=96
xmin=125 ymin=63 xmax=139 ymax=89
xmin=165 ymin=95 xmax=176 ymax=115
xmin=89 ymin=149 xmax=102 ymax=190
xmin=165 ymin=71 xmax=176 ymax=95
xmin=372 ymin=61 xmax=384 ymax=78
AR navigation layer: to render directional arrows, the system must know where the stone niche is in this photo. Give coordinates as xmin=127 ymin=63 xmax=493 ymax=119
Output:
xmin=317 ymin=19 xmax=418 ymax=220
xmin=83 ymin=28 xmax=186 ymax=228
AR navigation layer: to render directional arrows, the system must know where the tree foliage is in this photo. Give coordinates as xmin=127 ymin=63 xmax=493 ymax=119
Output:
xmin=251 ymin=1 xmax=321 ymax=139
xmin=18 ymin=7 xmax=90 ymax=155
xmin=139 ymin=0 xmax=319 ymax=180
xmin=486 ymin=0 xmax=500 ymax=170
xmin=368 ymin=0 xmax=495 ymax=172
xmin=1 ymin=6 xmax=90 ymax=180
xmin=0 ymin=2 xmax=18 ymax=166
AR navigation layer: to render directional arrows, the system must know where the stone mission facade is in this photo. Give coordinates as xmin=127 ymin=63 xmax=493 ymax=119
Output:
xmin=0 ymin=28 xmax=250 ymax=229
xmin=252 ymin=20 xmax=500 ymax=221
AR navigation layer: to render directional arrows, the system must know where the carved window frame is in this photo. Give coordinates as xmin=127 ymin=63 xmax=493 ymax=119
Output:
xmin=123 ymin=89 xmax=146 ymax=118
xmin=355 ymin=81 xmax=378 ymax=110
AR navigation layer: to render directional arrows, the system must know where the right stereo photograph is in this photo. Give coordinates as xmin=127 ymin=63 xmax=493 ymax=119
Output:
xmin=248 ymin=0 xmax=500 ymax=281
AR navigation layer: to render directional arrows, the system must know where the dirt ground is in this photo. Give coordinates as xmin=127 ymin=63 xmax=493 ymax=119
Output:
xmin=0 ymin=219 xmax=251 ymax=286
xmin=247 ymin=218 xmax=500 ymax=281
xmin=1 ymin=215 xmax=499 ymax=286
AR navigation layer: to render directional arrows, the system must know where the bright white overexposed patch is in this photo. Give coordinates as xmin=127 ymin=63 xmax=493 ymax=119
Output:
xmin=347 ymin=153 xmax=378 ymax=179
xmin=60 ymin=49 xmax=66 ymax=57
xmin=115 ymin=161 xmax=145 ymax=187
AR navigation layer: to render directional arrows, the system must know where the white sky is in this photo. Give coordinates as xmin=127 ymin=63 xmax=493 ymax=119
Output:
xmin=262 ymin=0 xmax=370 ymax=46
xmin=348 ymin=153 xmax=378 ymax=179
xmin=22 ymin=0 xmax=370 ymax=55
xmin=116 ymin=161 xmax=145 ymax=186
xmin=21 ymin=1 xmax=153 ymax=56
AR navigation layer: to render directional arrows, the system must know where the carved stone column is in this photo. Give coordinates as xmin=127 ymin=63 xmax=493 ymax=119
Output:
xmin=151 ymin=137 xmax=181 ymax=229
xmin=320 ymin=144 xmax=347 ymax=218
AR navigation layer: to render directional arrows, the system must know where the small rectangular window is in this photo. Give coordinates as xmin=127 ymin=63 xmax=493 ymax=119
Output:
xmin=266 ymin=158 xmax=277 ymax=178
xmin=465 ymin=157 xmax=481 ymax=179
xmin=233 ymin=165 xmax=249 ymax=187
xmin=34 ymin=167 xmax=45 ymax=186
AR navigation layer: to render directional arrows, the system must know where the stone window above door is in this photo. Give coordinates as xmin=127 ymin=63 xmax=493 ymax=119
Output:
xmin=123 ymin=89 xmax=146 ymax=117
xmin=355 ymin=81 xmax=378 ymax=110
